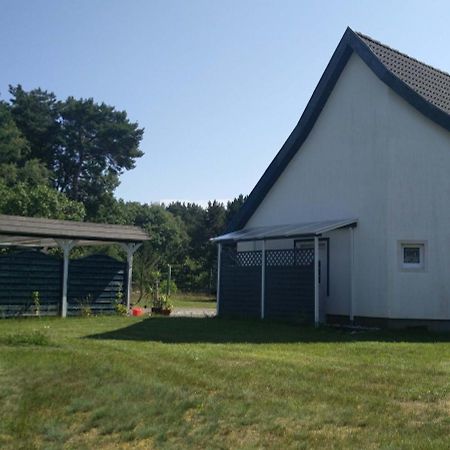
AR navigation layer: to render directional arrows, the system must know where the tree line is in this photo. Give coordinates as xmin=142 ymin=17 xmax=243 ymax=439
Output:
xmin=0 ymin=85 xmax=246 ymax=294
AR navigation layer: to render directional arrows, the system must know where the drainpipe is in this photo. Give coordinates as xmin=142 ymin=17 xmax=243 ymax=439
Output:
xmin=216 ymin=243 xmax=222 ymax=316
xmin=261 ymin=240 xmax=266 ymax=319
xmin=349 ymin=227 xmax=355 ymax=323
xmin=314 ymin=236 xmax=319 ymax=327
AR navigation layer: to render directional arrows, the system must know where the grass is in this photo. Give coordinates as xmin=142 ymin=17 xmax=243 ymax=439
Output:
xmin=132 ymin=291 xmax=216 ymax=310
xmin=0 ymin=317 xmax=449 ymax=449
xmin=171 ymin=293 xmax=216 ymax=309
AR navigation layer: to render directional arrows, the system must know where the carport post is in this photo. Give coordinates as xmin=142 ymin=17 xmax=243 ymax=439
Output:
xmin=216 ymin=243 xmax=222 ymax=315
xmin=314 ymin=236 xmax=320 ymax=327
xmin=261 ymin=240 xmax=266 ymax=319
xmin=56 ymin=239 xmax=76 ymax=318
xmin=120 ymin=243 xmax=142 ymax=313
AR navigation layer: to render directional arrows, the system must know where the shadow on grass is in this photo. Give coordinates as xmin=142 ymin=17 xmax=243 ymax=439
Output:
xmin=86 ymin=317 xmax=450 ymax=344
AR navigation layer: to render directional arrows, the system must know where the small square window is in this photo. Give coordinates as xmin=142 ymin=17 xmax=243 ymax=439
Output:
xmin=403 ymin=246 xmax=420 ymax=264
xmin=400 ymin=242 xmax=425 ymax=271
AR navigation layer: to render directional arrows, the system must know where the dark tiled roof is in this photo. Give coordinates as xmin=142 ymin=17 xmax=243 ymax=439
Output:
xmin=357 ymin=32 xmax=450 ymax=115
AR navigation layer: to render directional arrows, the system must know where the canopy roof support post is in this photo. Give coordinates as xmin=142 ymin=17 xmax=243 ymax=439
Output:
xmin=314 ymin=236 xmax=320 ymax=327
xmin=56 ymin=239 xmax=77 ymax=318
xmin=261 ymin=240 xmax=266 ymax=319
xmin=120 ymin=243 xmax=142 ymax=313
xmin=216 ymin=243 xmax=222 ymax=316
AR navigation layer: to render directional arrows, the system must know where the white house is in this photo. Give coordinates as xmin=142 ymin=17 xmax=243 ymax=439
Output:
xmin=213 ymin=28 xmax=450 ymax=331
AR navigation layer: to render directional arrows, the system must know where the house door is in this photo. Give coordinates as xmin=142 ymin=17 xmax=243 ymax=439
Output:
xmin=295 ymin=239 xmax=328 ymax=321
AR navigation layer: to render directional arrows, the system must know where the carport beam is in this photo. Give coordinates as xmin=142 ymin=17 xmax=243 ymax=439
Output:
xmin=314 ymin=236 xmax=319 ymax=327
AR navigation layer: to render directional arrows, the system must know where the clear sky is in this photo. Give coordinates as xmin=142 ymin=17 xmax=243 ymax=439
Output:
xmin=1 ymin=0 xmax=449 ymax=205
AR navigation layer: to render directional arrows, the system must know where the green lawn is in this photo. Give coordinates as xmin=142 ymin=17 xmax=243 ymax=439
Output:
xmin=171 ymin=293 xmax=216 ymax=309
xmin=131 ymin=292 xmax=216 ymax=310
xmin=0 ymin=317 xmax=449 ymax=449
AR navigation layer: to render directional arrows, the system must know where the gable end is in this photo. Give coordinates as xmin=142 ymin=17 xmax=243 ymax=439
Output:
xmin=228 ymin=27 xmax=450 ymax=232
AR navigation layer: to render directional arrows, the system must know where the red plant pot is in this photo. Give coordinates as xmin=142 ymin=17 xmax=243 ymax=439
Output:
xmin=132 ymin=307 xmax=144 ymax=317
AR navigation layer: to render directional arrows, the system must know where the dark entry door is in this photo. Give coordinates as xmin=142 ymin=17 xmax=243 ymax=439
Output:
xmin=295 ymin=239 xmax=328 ymax=321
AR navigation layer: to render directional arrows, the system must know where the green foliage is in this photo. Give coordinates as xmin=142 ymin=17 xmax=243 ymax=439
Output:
xmin=115 ymin=303 xmax=128 ymax=316
xmin=31 ymin=291 xmax=41 ymax=317
xmin=77 ymin=294 xmax=93 ymax=317
xmin=1 ymin=82 xmax=249 ymax=296
xmin=159 ymin=278 xmax=177 ymax=297
xmin=0 ymin=101 xmax=30 ymax=164
xmin=9 ymin=85 xmax=60 ymax=168
xmin=8 ymin=86 xmax=144 ymax=219
xmin=151 ymin=294 xmax=173 ymax=311
xmin=0 ymin=181 xmax=85 ymax=220
xmin=132 ymin=204 xmax=188 ymax=300
xmin=114 ymin=287 xmax=127 ymax=316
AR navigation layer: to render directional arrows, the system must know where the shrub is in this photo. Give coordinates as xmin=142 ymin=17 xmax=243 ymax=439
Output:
xmin=159 ymin=279 xmax=177 ymax=296
xmin=31 ymin=290 xmax=41 ymax=317
xmin=77 ymin=294 xmax=93 ymax=317
xmin=115 ymin=302 xmax=128 ymax=316
xmin=151 ymin=294 xmax=173 ymax=311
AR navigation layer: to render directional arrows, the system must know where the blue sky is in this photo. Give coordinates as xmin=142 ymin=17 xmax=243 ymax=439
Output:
xmin=1 ymin=0 xmax=449 ymax=205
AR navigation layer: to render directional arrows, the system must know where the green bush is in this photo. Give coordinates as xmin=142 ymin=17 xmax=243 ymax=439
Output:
xmin=115 ymin=302 xmax=128 ymax=316
xmin=159 ymin=279 xmax=177 ymax=296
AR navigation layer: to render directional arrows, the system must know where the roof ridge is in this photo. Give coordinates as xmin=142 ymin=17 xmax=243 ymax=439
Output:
xmin=355 ymin=31 xmax=450 ymax=79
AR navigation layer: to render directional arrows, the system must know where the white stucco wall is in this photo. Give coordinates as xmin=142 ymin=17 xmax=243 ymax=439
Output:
xmin=243 ymin=53 xmax=450 ymax=320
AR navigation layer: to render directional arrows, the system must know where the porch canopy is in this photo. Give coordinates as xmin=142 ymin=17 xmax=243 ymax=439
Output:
xmin=212 ymin=218 xmax=358 ymax=243
xmin=0 ymin=214 xmax=149 ymax=316
xmin=212 ymin=218 xmax=357 ymax=326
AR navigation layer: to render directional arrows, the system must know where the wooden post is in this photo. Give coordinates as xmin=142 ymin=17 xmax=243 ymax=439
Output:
xmin=56 ymin=239 xmax=76 ymax=318
xmin=314 ymin=236 xmax=319 ymax=327
xmin=167 ymin=264 xmax=171 ymax=297
xmin=120 ymin=243 xmax=142 ymax=313
xmin=216 ymin=243 xmax=222 ymax=316
xmin=261 ymin=240 xmax=266 ymax=319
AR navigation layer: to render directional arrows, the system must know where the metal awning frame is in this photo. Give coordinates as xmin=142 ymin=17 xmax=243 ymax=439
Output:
xmin=212 ymin=218 xmax=358 ymax=243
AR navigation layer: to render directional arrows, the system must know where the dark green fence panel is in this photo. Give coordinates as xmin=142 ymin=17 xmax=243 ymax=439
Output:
xmin=219 ymin=247 xmax=315 ymax=323
xmin=68 ymin=254 xmax=126 ymax=315
xmin=265 ymin=249 xmax=314 ymax=323
xmin=0 ymin=250 xmax=62 ymax=317
xmin=219 ymin=248 xmax=262 ymax=318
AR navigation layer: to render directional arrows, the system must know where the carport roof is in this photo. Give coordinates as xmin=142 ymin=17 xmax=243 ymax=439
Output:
xmin=0 ymin=214 xmax=149 ymax=247
xmin=212 ymin=218 xmax=357 ymax=243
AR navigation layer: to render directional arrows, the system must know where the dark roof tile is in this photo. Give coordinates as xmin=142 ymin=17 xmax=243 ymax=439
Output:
xmin=356 ymin=32 xmax=450 ymax=115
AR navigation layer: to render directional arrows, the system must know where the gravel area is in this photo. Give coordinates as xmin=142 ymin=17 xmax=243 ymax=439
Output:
xmin=170 ymin=308 xmax=216 ymax=318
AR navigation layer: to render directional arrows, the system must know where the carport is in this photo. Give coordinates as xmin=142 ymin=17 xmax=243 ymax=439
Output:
xmin=213 ymin=219 xmax=357 ymax=326
xmin=0 ymin=214 xmax=149 ymax=317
